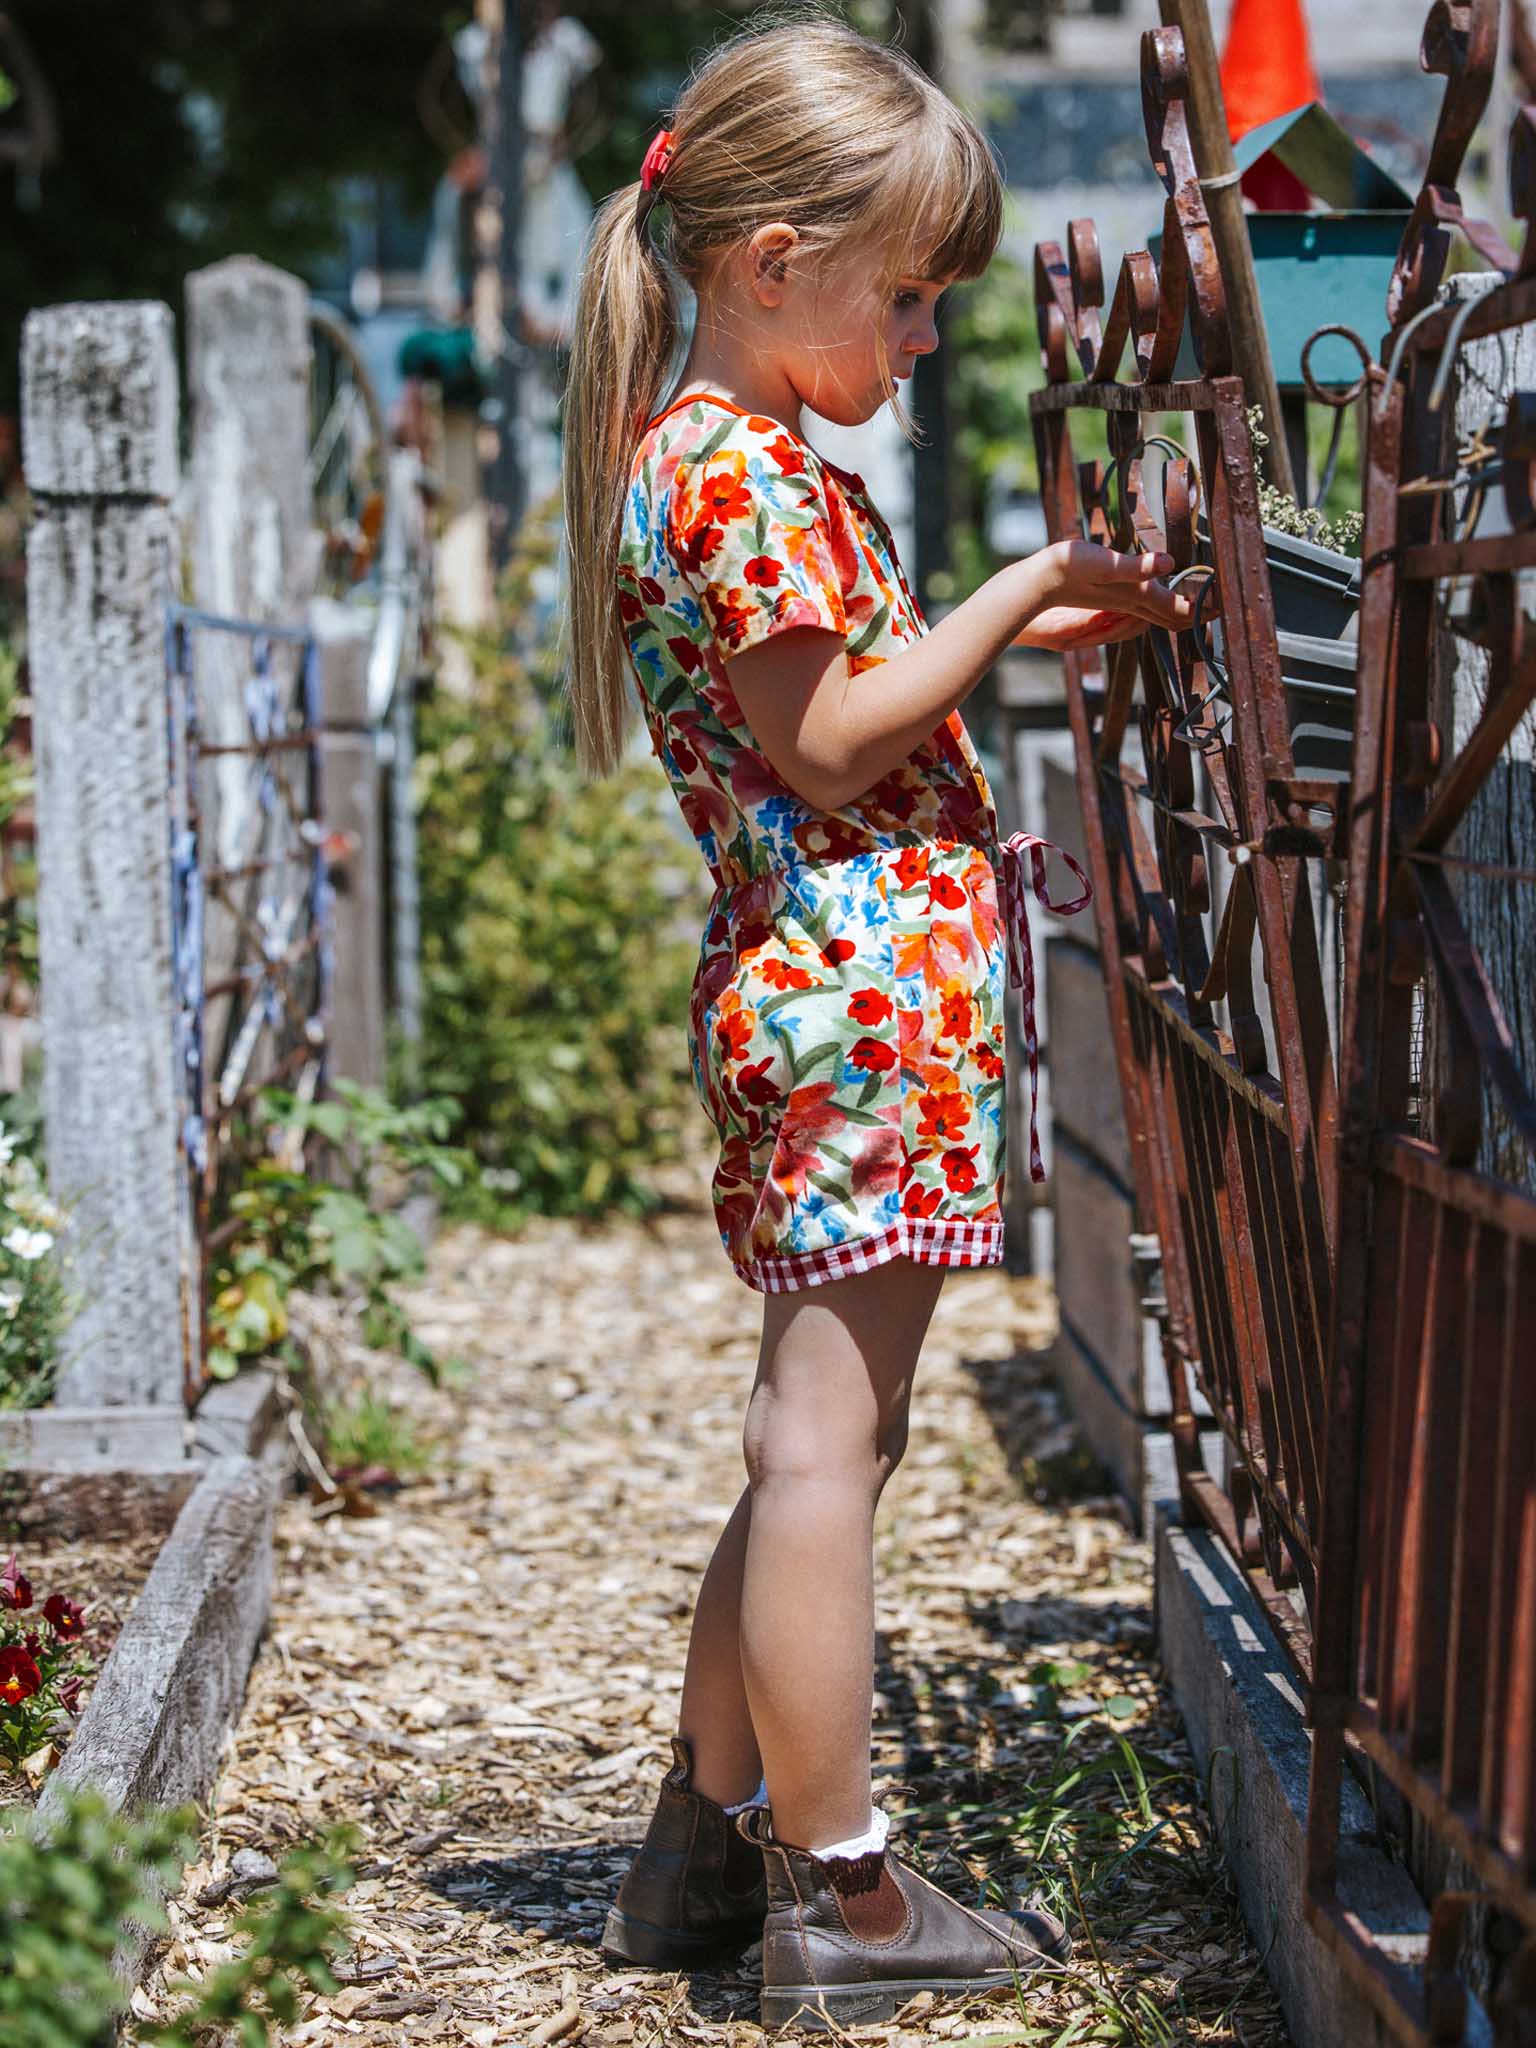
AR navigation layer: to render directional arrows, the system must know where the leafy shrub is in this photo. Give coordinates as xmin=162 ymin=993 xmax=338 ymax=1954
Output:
xmin=0 ymin=1788 xmax=193 ymax=2048
xmin=205 ymin=1082 xmax=469 ymax=1386
xmin=0 ymin=1783 xmax=354 ymax=2048
xmin=316 ymin=1388 xmax=433 ymax=1482
xmin=0 ymin=1112 xmax=73 ymax=1411
xmin=0 ymin=640 xmax=37 ymax=1003
xmin=415 ymin=510 xmax=707 ymax=1222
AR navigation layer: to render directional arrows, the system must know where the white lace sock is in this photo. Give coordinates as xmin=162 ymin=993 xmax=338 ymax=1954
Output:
xmin=722 ymin=1775 xmax=768 ymax=1814
xmin=809 ymin=1807 xmax=890 ymax=1861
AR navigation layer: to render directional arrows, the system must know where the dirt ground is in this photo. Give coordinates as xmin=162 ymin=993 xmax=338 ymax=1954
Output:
xmin=133 ymin=1173 xmax=1292 ymax=2047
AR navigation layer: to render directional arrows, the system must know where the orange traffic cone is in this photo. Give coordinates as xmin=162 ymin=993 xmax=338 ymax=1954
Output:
xmin=1220 ymin=0 xmax=1321 ymax=209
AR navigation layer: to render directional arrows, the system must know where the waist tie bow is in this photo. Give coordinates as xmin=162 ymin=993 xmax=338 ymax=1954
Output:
xmin=997 ymin=832 xmax=1093 ymax=1183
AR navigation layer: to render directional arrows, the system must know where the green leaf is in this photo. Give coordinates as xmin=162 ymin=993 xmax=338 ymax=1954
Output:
xmin=789 ymin=1039 xmax=842 ymax=1085
xmin=846 ymin=603 xmax=890 ymax=657
xmin=1104 ymin=1693 xmax=1140 ymax=1720
xmin=692 ymin=415 xmax=738 ymax=464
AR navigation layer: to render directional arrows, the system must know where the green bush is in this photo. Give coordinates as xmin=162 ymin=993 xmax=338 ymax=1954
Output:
xmin=0 ymin=1788 xmax=193 ymax=2047
xmin=205 ymin=1082 xmax=470 ymax=1386
xmin=0 ymin=1784 xmax=355 ymax=2048
xmin=415 ymin=512 xmax=707 ymax=1222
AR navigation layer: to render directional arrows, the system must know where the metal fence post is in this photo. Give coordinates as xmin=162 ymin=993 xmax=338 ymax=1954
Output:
xmin=22 ymin=301 xmax=198 ymax=1419
xmin=311 ymin=602 xmax=384 ymax=1091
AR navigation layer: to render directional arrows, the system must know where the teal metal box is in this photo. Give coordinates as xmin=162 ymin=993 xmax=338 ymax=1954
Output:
xmin=1147 ymin=100 xmax=1412 ymax=386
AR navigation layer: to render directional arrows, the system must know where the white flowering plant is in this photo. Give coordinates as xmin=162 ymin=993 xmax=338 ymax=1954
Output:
xmin=0 ymin=1123 xmax=72 ymax=1411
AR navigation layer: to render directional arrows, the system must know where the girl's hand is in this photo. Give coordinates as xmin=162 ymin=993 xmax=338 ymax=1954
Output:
xmin=1015 ymin=605 xmax=1153 ymax=652
xmin=1033 ymin=539 xmax=1198 ymax=633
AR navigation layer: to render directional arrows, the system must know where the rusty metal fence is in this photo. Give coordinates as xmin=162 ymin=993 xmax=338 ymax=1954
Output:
xmin=1029 ymin=4 xmax=1536 ymax=2038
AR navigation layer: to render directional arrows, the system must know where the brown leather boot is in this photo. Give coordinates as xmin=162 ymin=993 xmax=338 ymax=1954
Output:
xmin=600 ymin=1735 xmax=768 ymax=1968
xmin=738 ymin=1805 xmax=1070 ymax=2031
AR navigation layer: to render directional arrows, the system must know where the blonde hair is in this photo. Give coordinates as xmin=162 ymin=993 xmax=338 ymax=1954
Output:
xmin=561 ymin=12 xmax=1005 ymax=777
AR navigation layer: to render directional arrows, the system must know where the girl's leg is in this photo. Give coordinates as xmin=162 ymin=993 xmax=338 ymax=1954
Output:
xmin=674 ymin=1484 xmax=762 ymax=1805
xmin=679 ymin=1261 xmax=946 ymax=1843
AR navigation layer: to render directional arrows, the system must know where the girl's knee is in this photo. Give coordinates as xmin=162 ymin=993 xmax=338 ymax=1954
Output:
xmin=741 ymin=1384 xmax=901 ymax=1493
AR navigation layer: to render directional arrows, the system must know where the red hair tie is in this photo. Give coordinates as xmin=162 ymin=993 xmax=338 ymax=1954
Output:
xmin=640 ymin=128 xmax=675 ymax=192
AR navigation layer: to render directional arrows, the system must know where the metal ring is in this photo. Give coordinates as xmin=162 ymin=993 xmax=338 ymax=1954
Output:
xmin=1299 ymin=323 xmax=1374 ymax=410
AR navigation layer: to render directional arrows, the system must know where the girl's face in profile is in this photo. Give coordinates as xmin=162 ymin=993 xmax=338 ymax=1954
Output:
xmin=772 ymin=248 xmax=953 ymax=427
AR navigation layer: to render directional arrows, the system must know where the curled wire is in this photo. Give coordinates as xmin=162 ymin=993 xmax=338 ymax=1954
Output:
xmin=1105 ymin=432 xmax=1196 ymax=542
xmin=1154 ymin=565 xmax=1232 ymax=755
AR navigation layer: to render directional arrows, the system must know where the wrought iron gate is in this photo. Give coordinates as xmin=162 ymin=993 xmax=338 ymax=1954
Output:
xmin=1029 ymin=3 xmax=1536 ymax=2037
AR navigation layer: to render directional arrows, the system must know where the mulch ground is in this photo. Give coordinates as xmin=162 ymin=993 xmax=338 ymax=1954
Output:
xmin=133 ymin=1169 xmax=1292 ymax=2047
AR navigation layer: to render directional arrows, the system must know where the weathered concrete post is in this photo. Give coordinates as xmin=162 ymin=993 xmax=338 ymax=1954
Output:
xmin=185 ymin=258 xmax=314 ymax=1066
xmin=22 ymin=302 xmax=197 ymax=1424
xmin=311 ymin=601 xmax=384 ymax=1089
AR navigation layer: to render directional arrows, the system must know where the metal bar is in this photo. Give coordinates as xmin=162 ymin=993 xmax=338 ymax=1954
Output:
xmin=1030 ymin=378 xmax=1216 ymax=415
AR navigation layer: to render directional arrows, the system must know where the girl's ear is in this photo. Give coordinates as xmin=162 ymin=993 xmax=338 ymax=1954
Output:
xmin=747 ymin=222 xmax=800 ymax=306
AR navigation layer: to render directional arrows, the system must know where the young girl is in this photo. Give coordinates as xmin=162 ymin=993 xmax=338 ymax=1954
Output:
xmin=563 ymin=15 xmax=1192 ymax=2032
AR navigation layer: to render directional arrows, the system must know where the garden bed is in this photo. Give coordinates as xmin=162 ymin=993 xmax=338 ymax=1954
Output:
xmin=0 ymin=1524 xmax=164 ymax=1806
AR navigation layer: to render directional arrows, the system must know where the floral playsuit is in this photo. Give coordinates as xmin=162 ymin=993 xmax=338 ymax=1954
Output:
xmin=617 ymin=393 xmax=1087 ymax=1293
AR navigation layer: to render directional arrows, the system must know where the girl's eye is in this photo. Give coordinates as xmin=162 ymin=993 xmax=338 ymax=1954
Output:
xmin=893 ymin=290 xmax=921 ymax=310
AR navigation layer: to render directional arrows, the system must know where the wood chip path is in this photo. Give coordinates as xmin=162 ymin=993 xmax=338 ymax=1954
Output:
xmin=135 ymin=1176 xmax=1292 ymax=2046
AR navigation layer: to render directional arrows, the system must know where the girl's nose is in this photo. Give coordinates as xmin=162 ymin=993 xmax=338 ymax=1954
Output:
xmin=907 ymin=317 xmax=940 ymax=358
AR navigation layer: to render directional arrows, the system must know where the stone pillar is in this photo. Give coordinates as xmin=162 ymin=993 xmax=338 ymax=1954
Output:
xmin=185 ymin=258 xmax=314 ymax=1065
xmin=22 ymin=302 xmax=197 ymax=1414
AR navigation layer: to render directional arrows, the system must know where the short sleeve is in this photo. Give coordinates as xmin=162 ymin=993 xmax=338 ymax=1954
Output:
xmin=664 ymin=415 xmax=848 ymax=665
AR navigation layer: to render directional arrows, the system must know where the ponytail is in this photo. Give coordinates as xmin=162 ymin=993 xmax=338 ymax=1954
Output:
xmin=562 ymin=182 xmax=680 ymax=779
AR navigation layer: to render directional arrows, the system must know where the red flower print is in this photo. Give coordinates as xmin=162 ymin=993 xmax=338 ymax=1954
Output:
xmin=675 ymin=520 xmax=723 ymax=578
xmin=766 ymin=434 xmax=807 ymax=475
xmin=902 ymin=1183 xmax=943 ymax=1219
xmin=667 ymin=635 xmax=704 ymax=675
xmin=639 ymin=576 xmax=665 ymax=605
xmin=696 ymin=461 xmax=753 ymax=524
xmin=822 ymin=938 xmax=857 ymax=966
xmin=867 ymin=772 xmax=919 ymax=822
xmin=735 ymin=1057 xmax=781 ymax=1107
xmin=917 ymin=1089 xmax=970 ymax=1143
xmin=975 ymin=1044 xmax=1005 ymax=1080
xmin=0 ymin=1554 xmax=31 ymax=1610
xmin=851 ymin=1128 xmax=903 ymax=1199
xmin=938 ymin=987 xmax=974 ymax=1043
xmin=707 ymin=914 xmax=729 ymax=945
xmin=847 ymin=988 xmax=893 ymax=1027
xmin=716 ymin=1010 xmax=753 ymax=1062
xmin=791 ymin=816 xmax=874 ymax=863
xmin=618 ymin=590 xmax=644 ymax=625
xmin=893 ymin=847 xmax=929 ymax=891
xmin=849 ymin=1036 xmax=898 ymax=1074
xmin=747 ymin=415 xmax=777 ymax=435
xmin=928 ymin=873 xmax=967 ymax=911
xmin=0 ymin=1645 xmax=40 ymax=1706
xmin=773 ymin=1083 xmax=846 ymax=1198
xmin=759 ymin=958 xmax=816 ymax=991
xmin=743 ymin=556 xmax=781 ymax=587
xmin=941 ymin=1145 xmax=981 ymax=1194
xmin=710 ymin=590 xmax=758 ymax=650
xmin=43 ymin=1592 xmax=85 ymax=1640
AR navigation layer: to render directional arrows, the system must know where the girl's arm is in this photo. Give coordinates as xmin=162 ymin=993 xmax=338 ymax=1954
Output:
xmin=726 ymin=540 xmax=1193 ymax=813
